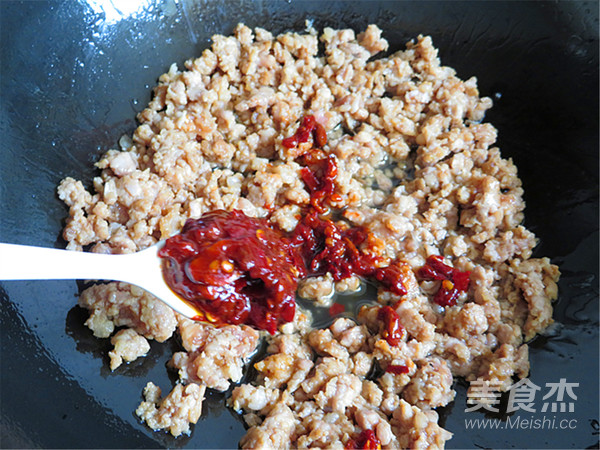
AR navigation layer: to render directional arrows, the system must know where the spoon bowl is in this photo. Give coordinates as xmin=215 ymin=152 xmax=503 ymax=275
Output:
xmin=0 ymin=243 xmax=200 ymax=319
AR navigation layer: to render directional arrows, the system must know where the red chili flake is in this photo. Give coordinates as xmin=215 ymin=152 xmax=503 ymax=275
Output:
xmin=385 ymin=364 xmax=409 ymax=375
xmin=418 ymin=255 xmax=471 ymax=307
xmin=452 ymin=269 xmax=470 ymax=292
xmin=373 ymin=260 xmax=410 ymax=296
xmin=329 ymin=302 xmax=345 ymax=316
xmin=290 ymin=212 xmax=378 ymax=281
xmin=345 ymin=429 xmax=381 ymax=450
xmin=300 ymin=155 xmax=338 ymax=213
xmin=286 ymin=115 xmax=335 ymax=211
xmin=289 ymin=212 xmax=415 ymax=300
xmin=418 ymin=254 xmax=454 ymax=280
xmin=282 ymin=115 xmax=327 ymax=149
xmin=377 ymin=306 xmax=406 ymax=346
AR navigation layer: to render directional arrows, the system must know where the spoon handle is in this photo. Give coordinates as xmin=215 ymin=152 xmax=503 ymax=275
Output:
xmin=0 ymin=243 xmax=200 ymax=318
xmin=0 ymin=243 xmax=140 ymax=282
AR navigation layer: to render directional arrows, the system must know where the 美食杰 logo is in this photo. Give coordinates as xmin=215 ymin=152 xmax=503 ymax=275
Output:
xmin=464 ymin=378 xmax=580 ymax=431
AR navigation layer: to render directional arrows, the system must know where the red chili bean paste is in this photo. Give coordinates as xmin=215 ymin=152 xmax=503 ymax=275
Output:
xmin=159 ymin=210 xmax=301 ymax=334
xmin=159 ymin=115 xmax=470 ymax=333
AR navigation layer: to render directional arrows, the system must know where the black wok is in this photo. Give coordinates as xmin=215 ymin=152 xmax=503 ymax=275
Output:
xmin=1 ymin=1 xmax=598 ymax=448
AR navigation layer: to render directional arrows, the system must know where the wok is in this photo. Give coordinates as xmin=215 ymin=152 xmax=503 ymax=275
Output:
xmin=1 ymin=1 xmax=598 ymax=448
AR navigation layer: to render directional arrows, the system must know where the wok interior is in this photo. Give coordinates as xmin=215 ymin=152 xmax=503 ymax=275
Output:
xmin=0 ymin=1 xmax=597 ymax=448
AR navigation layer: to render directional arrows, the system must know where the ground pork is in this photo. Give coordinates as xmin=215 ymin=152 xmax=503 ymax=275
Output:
xmin=402 ymin=357 xmax=455 ymax=408
xmin=136 ymin=382 xmax=205 ymax=437
xmin=169 ymin=318 xmax=260 ymax=391
xmin=108 ymin=328 xmax=150 ymax=370
xmin=239 ymin=403 xmax=296 ymax=450
xmin=78 ymin=281 xmax=177 ymax=341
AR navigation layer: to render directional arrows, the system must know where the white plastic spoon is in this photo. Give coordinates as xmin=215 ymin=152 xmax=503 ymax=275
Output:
xmin=0 ymin=242 xmax=200 ymax=318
